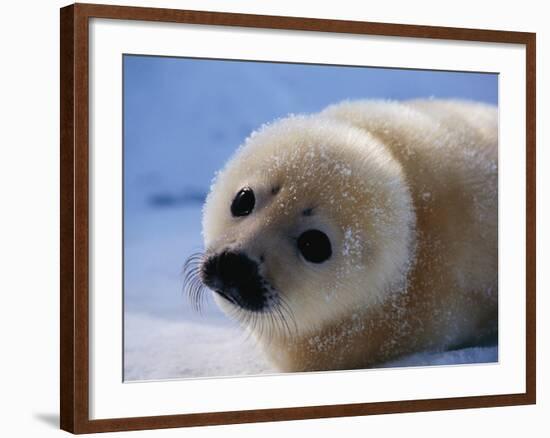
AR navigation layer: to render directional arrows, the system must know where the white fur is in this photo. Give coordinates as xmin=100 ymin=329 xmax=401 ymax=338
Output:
xmin=202 ymin=99 xmax=497 ymax=371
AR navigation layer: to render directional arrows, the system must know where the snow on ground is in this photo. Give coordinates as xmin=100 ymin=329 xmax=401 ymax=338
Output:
xmin=124 ymin=308 xmax=497 ymax=382
xmin=123 ymin=56 xmax=498 ymax=382
xmin=124 ymin=311 xmax=272 ymax=381
xmin=382 ymin=346 xmax=498 ymax=369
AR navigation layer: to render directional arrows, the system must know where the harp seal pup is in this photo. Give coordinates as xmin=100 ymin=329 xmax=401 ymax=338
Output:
xmin=197 ymin=99 xmax=498 ymax=372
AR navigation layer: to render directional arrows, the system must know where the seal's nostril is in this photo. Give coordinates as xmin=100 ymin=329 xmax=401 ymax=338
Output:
xmin=201 ymin=251 xmax=266 ymax=311
xmin=218 ymin=251 xmax=258 ymax=285
xmin=200 ymin=256 xmax=219 ymax=289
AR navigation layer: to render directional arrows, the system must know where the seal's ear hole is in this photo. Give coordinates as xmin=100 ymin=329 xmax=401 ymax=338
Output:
xmin=297 ymin=229 xmax=332 ymax=263
xmin=231 ymin=187 xmax=255 ymax=217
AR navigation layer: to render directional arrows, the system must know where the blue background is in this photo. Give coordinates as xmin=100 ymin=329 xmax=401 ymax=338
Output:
xmin=124 ymin=56 xmax=497 ymax=218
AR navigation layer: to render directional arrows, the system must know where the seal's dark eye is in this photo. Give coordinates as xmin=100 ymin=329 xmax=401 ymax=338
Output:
xmin=297 ymin=229 xmax=332 ymax=263
xmin=231 ymin=187 xmax=255 ymax=217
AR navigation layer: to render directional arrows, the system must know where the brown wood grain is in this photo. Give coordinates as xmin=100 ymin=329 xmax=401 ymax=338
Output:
xmin=525 ymin=31 xmax=536 ymax=405
xmin=60 ymin=4 xmax=75 ymax=432
xmin=60 ymin=2 xmax=536 ymax=434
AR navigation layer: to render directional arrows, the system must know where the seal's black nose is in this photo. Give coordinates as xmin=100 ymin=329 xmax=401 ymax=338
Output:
xmin=201 ymin=251 xmax=266 ymax=311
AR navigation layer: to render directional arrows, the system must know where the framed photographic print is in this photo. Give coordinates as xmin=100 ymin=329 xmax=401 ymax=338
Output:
xmin=60 ymin=3 xmax=536 ymax=434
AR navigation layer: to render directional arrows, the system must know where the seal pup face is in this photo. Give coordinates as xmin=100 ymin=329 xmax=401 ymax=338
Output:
xmin=197 ymin=115 xmax=415 ymax=339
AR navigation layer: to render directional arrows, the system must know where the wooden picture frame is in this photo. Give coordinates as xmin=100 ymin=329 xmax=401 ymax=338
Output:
xmin=60 ymin=2 xmax=536 ymax=434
